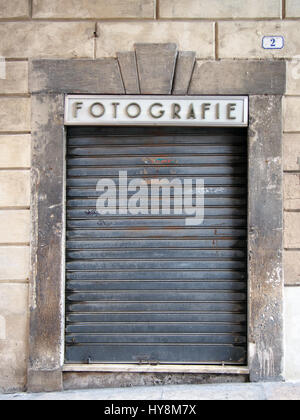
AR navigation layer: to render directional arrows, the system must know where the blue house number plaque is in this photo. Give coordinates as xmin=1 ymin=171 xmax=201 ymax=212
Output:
xmin=262 ymin=36 xmax=285 ymax=50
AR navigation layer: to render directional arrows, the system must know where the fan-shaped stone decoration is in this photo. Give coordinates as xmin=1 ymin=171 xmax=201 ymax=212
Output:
xmin=117 ymin=43 xmax=196 ymax=95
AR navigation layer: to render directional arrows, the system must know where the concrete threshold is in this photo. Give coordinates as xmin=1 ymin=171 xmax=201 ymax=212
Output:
xmin=1 ymin=381 xmax=300 ymax=400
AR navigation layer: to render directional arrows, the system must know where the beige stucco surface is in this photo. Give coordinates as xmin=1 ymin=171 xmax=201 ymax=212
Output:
xmin=0 ymin=0 xmax=299 ymax=392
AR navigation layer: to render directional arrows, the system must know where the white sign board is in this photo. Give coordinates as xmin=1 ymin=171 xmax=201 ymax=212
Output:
xmin=65 ymin=96 xmax=248 ymax=127
xmin=262 ymin=36 xmax=284 ymax=50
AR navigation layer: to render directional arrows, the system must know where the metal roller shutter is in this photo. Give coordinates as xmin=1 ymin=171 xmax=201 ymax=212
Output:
xmin=65 ymin=126 xmax=248 ymax=365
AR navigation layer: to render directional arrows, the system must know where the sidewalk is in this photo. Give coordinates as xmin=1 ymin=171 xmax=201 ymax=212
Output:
xmin=1 ymin=381 xmax=300 ymax=400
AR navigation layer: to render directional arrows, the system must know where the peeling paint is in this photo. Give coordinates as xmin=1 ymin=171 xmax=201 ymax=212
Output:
xmin=248 ymin=96 xmax=284 ymax=382
xmin=0 ymin=315 xmax=6 ymax=340
xmin=248 ymin=342 xmax=256 ymax=360
xmin=267 ymin=264 xmax=282 ymax=286
xmin=257 ymin=347 xmax=275 ymax=379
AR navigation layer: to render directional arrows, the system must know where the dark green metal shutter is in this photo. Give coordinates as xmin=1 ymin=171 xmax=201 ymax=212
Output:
xmin=65 ymin=126 xmax=247 ymax=365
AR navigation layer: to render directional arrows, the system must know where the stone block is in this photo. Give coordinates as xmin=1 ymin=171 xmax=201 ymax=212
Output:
xmin=159 ymin=0 xmax=281 ymax=19
xmin=284 ymin=174 xmax=300 ymax=210
xmin=0 ymin=0 xmax=29 ymax=19
xmin=284 ymin=212 xmax=300 ymax=248
xmin=0 ymin=22 xmax=95 ymax=59
xmin=286 ymin=61 xmax=300 ymax=95
xmin=248 ymin=95 xmax=284 ymax=382
xmin=0 ymin=246 xmax=29 ymax=280
xmin=284 ymin=251 xmax=300 ymax=286
xmin=0 ymin=61 xmax=28 ymax=94
xmin=173 ymin=51 xmax=196 ymax=95
xmin=63 ymin=372 xmax=247 ymax=391
xmin=0 ymin=98 xmax=31 ymax=132
xmin=286 ymin=0 xmax=300 ymax=17
xmin=96 ymin=22 xmax=214 ymax=59
xmin=0 ymin=210 xmax=30 ymax=243
xmin=0 ymin=135 xmax=31 ymax=168
xmin=135 ymin=43 xmax=177 ymax=94
xmin=219 ymin=22 xmax=300 ymax=59
xmin=0 ymin=283 xmax=28 ymax=392
xmin=284 ymin=97 xmax=300 ymax=132
xmin=284 ymin=134 xmax=300 ymax=171
xmin=33 ymin=0 xmax=155 ymax=19
xmin=189 ymin=60 xmax=286 ymax=95
xmin=30 ymin=59 xmax=124 ymax=94
xmin=0 ymin=170 xmax=30 ymax=207
xmin=117 ymin=52 xmax=140 ymax=94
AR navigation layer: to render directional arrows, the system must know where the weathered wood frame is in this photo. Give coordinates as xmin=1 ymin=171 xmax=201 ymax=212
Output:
xmin=28 ymin=44 xmax=286 ymax=392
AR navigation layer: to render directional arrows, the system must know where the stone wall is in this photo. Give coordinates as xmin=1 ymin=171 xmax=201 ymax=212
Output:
xmin=0 ymin=0 xmax=299 ymax=391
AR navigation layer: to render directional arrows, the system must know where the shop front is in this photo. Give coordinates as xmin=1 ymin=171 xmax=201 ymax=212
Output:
xmin=27 ymin=43 xmax=285 ymax=392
